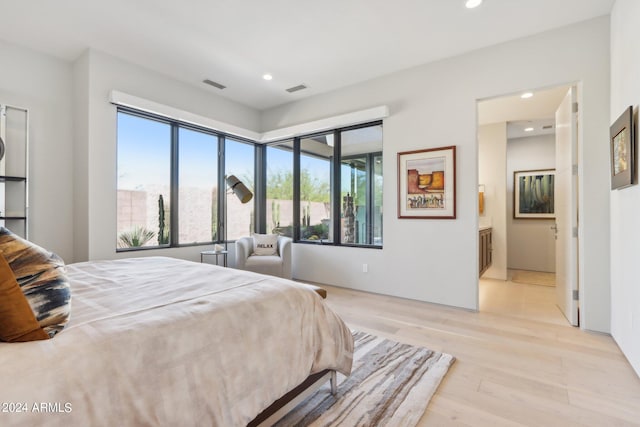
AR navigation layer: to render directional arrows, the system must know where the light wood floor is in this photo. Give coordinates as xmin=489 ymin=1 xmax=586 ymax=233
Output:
xmin=480 ymin=274 xmax=567 ymax=326
xmin=320 ymin=281 xmax=640 ymax=426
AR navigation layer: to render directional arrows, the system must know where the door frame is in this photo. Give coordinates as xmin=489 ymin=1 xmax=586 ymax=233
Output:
xmin=475 ymin=82 xmax=582 ymax=327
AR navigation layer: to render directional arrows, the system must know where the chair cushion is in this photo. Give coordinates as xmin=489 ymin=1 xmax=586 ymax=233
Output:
xmin=252 ymin=233 xmax=278 ymax=256
xmin=0 ymin=227 xmax=71 ymax=337
xmin=0 ymin=255 xmax=49 ymax=342
xmin=245 ymin=255 xmax=283 ymax=276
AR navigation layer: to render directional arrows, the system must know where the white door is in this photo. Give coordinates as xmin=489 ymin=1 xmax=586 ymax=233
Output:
xmin=554 ymin=87 xmax=579 ymax=326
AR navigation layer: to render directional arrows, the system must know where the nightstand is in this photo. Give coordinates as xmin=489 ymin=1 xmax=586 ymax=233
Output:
xmin=200 ymin=250 xmax=228 ymax=267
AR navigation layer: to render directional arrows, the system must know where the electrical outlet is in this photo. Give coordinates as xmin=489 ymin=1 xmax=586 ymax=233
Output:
xmin=362 ymin=263 xmax=368 ymax=273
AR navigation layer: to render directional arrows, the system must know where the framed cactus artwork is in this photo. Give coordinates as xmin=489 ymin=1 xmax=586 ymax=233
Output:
xmin=513 ymin=169 xmax=555 ymax=219
xmin=397 ymin=145 xmax=456 ymax=219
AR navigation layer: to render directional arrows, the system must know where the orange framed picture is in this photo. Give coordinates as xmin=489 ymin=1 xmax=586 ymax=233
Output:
xmin=397 ymin=146 xmax=456 ymax=219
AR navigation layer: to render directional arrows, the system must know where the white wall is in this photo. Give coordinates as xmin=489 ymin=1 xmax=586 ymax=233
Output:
xmin=609 ymin=0 xmax=640 ymax=376
xmin=78 ymin=49 xmax=261 ymax=262
xmin=478 ymin=123 xmax=507 ymax=280
xmin=0 ymin=39 xmax=75 ymax=262
xmin=262 ymin=17 xmax=611 ymax=328
xmin=72 ymin=51 xmax=90 ymax=262
xmin=507 ymin=135 xmax=556 ymax=272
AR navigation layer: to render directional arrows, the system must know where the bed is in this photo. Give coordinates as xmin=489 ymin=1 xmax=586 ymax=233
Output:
xmin=0 ymin=256 xmax=353 ymax=426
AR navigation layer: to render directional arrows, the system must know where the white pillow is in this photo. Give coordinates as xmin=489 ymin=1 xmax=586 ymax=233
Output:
xmin=252 ymin=234 xmax=278 ymax=256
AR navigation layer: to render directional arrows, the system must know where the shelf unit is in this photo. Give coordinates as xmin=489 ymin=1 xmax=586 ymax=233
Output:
xmin=0 ymin=104 xmax=29 ymax=238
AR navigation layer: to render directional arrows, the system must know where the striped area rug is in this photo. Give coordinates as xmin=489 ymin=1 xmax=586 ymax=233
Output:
xmin=276 ymin=331 xmax=455 ymax=427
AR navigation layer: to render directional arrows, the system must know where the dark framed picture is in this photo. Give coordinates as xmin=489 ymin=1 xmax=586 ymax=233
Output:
xmin=397 ymin=145 xmax=456 ymax=219
xmin=610 ymin=106 xmax=634 ymax=190
xmin=513 ymin=169 xmax=555 ymax=219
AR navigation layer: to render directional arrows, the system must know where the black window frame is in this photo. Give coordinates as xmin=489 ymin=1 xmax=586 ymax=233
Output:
xmin=340 ymin=151 xmax=383 ymax=246
xmin=263 ymin=120 xmax=383 ymax=249
xmin=116 ymin=107 xmax=382 ymax=251
xmin=116 ymin=106 xmax=257 ymax=252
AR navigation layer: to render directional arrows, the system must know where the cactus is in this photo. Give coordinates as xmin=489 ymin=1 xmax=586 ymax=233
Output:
xmin=272 ymin=200 xmax=277 ymax=230
xmin=211 ymin=187 xmax=218 ymax=241
xmin=302 ymin=202 xmax=311 ymax=227
xmin=158 ymin=194 xmax=167 ymax=245
xmin=271 ymin=201 xmax=282 ymax=231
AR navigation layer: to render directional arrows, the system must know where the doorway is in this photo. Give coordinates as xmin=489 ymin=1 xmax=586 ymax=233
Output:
xmin=476 ymin=84 xmax=579 ymax=326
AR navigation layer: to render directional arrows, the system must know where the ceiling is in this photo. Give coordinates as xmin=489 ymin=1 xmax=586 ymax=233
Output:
xmin=0 ymin=0 xmax=614 ymax=110
xmin=506 ymin=118 xmax=556 ymax=139
xmin=478 ymin=85 xmax=570 ymax=138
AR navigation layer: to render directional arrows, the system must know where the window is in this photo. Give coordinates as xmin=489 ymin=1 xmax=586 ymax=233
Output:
xmin=117 ymin=111 xmax=171 ymax=249
xmin=225 ymin=138 xmax=255 ymax=240
xmin=340 ymin=125 xmax=383 ymax=246
xmin=117 ymin=107 xmax=381 ymax=250
xmin=300 ymin=135 xmax=333 ymax=242
xmin=116 ymin=108 xmax=256 ymax=250
xmin=341 ymin=156 xmax=366 ymax=243
xmin=263 ymin=121 xmax=382 ymax=248
xmin=266 ymin=140 xmax=294 ymax=237
xmin=373 ymin=153 xmax=383 ymax=245
xmin=178 ymin=127 xmax=218 ymax=244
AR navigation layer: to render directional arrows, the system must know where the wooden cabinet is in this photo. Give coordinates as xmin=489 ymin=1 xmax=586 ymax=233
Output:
xmin=479 ymin=227 xmax=492 ymax=277
xmin=0 ymin=104 xmax=29 ymax=238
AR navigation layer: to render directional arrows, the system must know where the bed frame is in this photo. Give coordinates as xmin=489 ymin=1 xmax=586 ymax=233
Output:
xmin=249 ymin=369 xmax=337 ymax=427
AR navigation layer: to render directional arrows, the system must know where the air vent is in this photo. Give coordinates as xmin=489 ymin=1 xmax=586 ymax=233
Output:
xmin=542 ymin=125 xmax=553 ymax=130
xmin=286 ymin=84 xmax=307 ymax=93
xmin=203 ymin=79 xmax=226 ymax=90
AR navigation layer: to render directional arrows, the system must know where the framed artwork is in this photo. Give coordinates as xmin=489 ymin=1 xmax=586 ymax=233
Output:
xmin=610 ymin=106 xmax=634 ymax=190
xmin=513 ymin=169 xmax=555 ymax=219
xmin=397 ymin=145 xmax=456 ymax=219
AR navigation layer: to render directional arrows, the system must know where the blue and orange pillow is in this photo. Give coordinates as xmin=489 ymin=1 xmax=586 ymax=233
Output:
xmin=0 ymin=227 xmax=71 ymax=341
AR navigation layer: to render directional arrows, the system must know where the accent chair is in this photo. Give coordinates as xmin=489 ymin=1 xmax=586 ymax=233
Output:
xmin=235 ymin=235 xmax=292 ymax=279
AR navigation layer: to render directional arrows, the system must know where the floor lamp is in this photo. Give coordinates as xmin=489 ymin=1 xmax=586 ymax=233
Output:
xmin=226 ymin=175 xmax=253 ymax=203
xmin=223 ymin=175 xmax=253 ymax=250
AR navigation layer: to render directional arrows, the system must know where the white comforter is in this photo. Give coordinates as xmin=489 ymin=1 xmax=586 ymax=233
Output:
xmin=0 ymin=256 xmax=353 ymax=426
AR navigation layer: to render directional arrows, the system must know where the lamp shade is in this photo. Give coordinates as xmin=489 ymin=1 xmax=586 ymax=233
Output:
xmin=226 ymin=175 xmax=253 ymax=204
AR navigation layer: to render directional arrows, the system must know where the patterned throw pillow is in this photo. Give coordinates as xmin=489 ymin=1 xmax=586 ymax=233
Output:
xmin=252 ymin=233 xmax=278 ymax=256
xmin=0 ymin=255 xmax=50 ymax=342
xmin=0 ymin=227 xmax=71 ymax=337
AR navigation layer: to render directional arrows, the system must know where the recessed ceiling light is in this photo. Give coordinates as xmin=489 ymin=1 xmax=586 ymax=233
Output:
xmin=524 ymin=127 xmax=534 ymax=132
xmin=521 ymin=92 xmax=533 ymax=99
xmin=465 ymin=0 xmax=483 ymax=9
xmin=263 ymin=73 xmax=273 ymax=81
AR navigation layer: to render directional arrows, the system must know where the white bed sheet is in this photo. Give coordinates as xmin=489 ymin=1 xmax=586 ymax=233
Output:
xmin=0 ymin=256 xmax=353 ymax=426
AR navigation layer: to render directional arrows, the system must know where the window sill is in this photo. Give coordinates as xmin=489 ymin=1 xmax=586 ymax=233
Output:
xmin=294 ymin=240 xmax=382 ymax=250
xmin=116 ymin=241 xmax=221 ymax=252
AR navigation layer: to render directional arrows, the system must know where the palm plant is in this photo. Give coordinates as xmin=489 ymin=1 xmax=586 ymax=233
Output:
xmin=118 ymin=226 xmax=156 ymax=248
